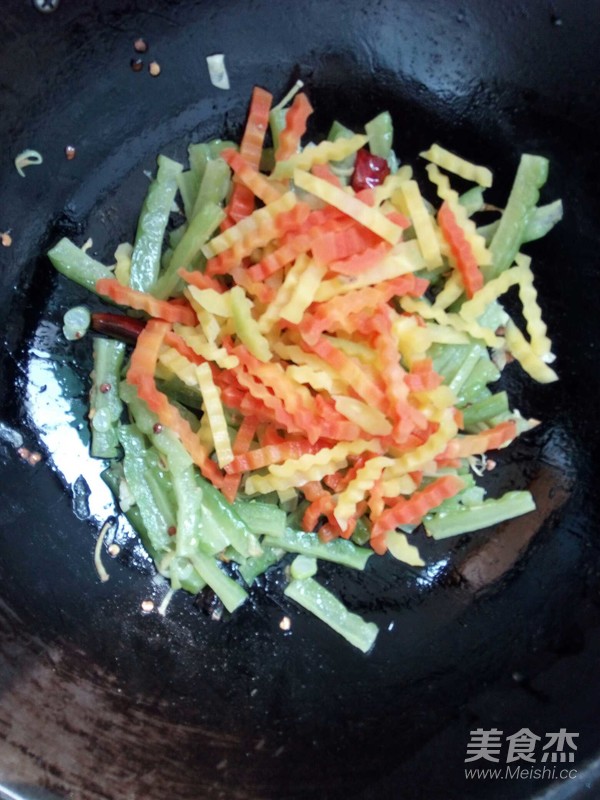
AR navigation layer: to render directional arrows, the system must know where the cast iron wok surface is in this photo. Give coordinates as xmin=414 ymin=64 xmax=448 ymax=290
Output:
xmin=0 ymin=1 xmax=599 ymax=798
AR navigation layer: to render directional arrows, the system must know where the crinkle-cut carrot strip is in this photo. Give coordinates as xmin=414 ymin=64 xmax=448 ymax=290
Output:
xmin=394 ymin=179 xmax=443 ymax=268
xmin=329 ymin=242 xmax=392 ymax=276
xmin=234 ymin=344 xmax=316 ymax=415
xmin=317 ymin=522 xmax=340 ymax=542
xmin=302 ymin=334 xmax=386 ymax=410
xmin=127 ymin=318 xmax=170 ymax=384
xmin=248 ymin=213 xmax=350 ymax=282
xmin=229 ymin=263 xmax=274 ymax=304
xmin=178 ymin=267 xmax=225 ymax=294
xmin=400 ymin=297 xmax=502 ymax=349
xmin=383 ymin=408 xmax=458 ymax=480
xmin=368 ymin=478 xmax=385 ymax=520
xmin=163 ymin=330 xmax=207 ymax=365
xmin=303 ymin=493 xmax=336 ymax=533
xmin=311 ymin=223 xmax=381 ymax=265
xmin=312 ymin=395 xmax=363 ymax=442
xmin=275 ymin=92 xmax=314 ymax=162
xmin=225 ymin=438 xmax=320 ymax=474
xmin=504 ymin=319 xmax=558 ymax=383
xmin=95 ymin=278 xmax=197 ymax=326
xmin=245 ymin=439 xmax=379 ymax=495
xmin=315 ymin=240 xmax=425 ymax=302
xmin=334 ymin=456 xmax=395 ymax=531
xmin=204 ymin=191 xmax=297 ymax=259
xmin=221 ymin=148 xmax=283 ymax=206
xmin=221 ymin=415 xmax=258 ymax=503
xmin=234 ymin=368 xmax=302 ymax=433
xmin=420 ymin=144 xmax=493 ymax=187
xmin=370 ymin=474 xmax=465 ymax=551
xmin=127 ymin=322 xmax=223 ymax=487
xmin=425 ymin=164 xmax=491 ymax=266
xmin=311 ymin=163 xmax=343 ymax=187
xmin=225 ymin=86 xmax=273 ymax=222
xmin=258 ymin=426 xmax=286 ymax=447
xmin=206 ymin=202 xmax=310 ymax=275
xmin=405 ymin=359 xmax=444 ymax=392
xmin=437 ymin=201 xmax=483 ymax=299
xmin=294 ymin=169 xmax=404 ymax=245
xmin=323 ymin=453 xmax=369 ymax=493
xmin=272 ymin=135 xmax=368 ymax=179
xmin=302 ymin=480 xmax=329 ymax=502
xmin=299 ymin=274 xmax=428 ymax=346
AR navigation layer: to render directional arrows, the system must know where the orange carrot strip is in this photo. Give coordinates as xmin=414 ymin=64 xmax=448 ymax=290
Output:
xmin=96 ymin=278 xmax=197 ymax=326
xmin=221 ymin=148 xmax=283 ymax=206
xmin=127 ymin=321 xmax=223 ymax=487
xmin=226 ymin=86 xmax=273 ymax=222
xmin=442 ymin=420 xmax=517 ymax=459
xmin=311 ymin=223 xmax=381 ymax=265
xmin=303 ymin=493 xmax=335 ymax=532
xmin=311 ymin=163 xmax=343 ymax=187
xmin=370 ymin=474 xmax=465 ymax=551
xmin=301 ymin=335 xmax=386 ymax=410
xmin=329 ymin=242 xmax=392 ymax=276
xmin=224 ymin=438 xmax=320 ymax=474
xmin=302 ymin=480 xmax=329 ymax=502
xmin=177 ymin=268 xmax=225 ymax=293
xmin=221 ymin=415 xmax=259 ymax=503
xmin=437 ymin=201 xmax=483 ymax=299
xmin=275 ymin=92 xmax=314 ymax=162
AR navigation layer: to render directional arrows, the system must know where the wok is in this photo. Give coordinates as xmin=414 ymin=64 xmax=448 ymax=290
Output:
xmin=0 ymin=1 xmax=599 ymax=798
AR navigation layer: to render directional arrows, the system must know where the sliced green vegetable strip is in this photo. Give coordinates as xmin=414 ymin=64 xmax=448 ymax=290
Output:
xmin=447 ymin=345 xmax=486 ymax=395
xmin=155 ymin=375 xmax=204 ymax=410
xmin=424 ymin=490 xmax=536 ymax=539
xmin=101 ymin=464 xmax=160 ymax=559
xmin=285 ymin=578 xmax=378 ymax=653
xmin=90 ymin=337 xmax=126 ymax=458
xmin=145 ymin=468 xmax=177 ymax=530
xmin=459 ymin=186 xmax=485 ymax=216
xmin=191 ymin=159 xmax=231 ymax=219
xmin=461 ymin=391 xmax=509 ymax=431
xmin=154 ymin=202 xmax=224 ymax=299
xmin=232 ymin=499 xmax=286 ymax=537
xmin=263 ymin=528 xmax=372 ymax=571
xmin=487 ymin=154 xmax=549 ymax=280
xmin=170 ymin=556 xmax=206 ymax=594
xmin=237 ymin=546 xmax=285 ymax=586
xmin=188 ymin=143 xmax=211 ymax=183
xmin=129 ymin=155 xmax=183 ymax=292
xmin=177 ymin=171 xmax=200 ymax=220
xmin=118 ymin=425 xmax=172 ymax=553
xmin=48 ymin=237 xmax=114 ymax=294
xmin=365 ymin=111 xmax=393 ymax=159
xmin=522 ymin=199 xmax=563 ymax=243
xmin=197 ymin=475 xmax=262 ymax=559
xmin=350 ymin=516 xmax=371 ymax=547
xmin=188 ymin=551 xmax=248 ymax=613
xmin=269 ymin=108 xmax=287 ymax=153
xmin=290 ymin=555 xmax=318 ymax=580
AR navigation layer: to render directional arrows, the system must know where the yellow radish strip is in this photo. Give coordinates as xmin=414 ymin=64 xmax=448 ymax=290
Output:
xmin=202 ymin=191 xmax=297 ymax=257
xmin=195 ymin=363 xmax=233 ymax=468
xmin=420 ymin=143 xmax=493 ymax=188
xmin=504 ymin=320 xmax=558 ymax=383
xmin=400 ymin=297 xmax=503 ymax=348
xmin=272 ymin=135 xmax=367 ymax=179
xmin=279 ymin=260 xmax=327 ymax=324
xmin=334 ymin=456 xmax=395 ymax=531
xmin=395 ymin=180 xmax=443 ymax=268
xmin=293 ymin=169 xmax=405 ymax=245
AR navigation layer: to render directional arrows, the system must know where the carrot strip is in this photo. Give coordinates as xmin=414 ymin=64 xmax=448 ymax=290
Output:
xmin=437 ymin=201 xmax=483 ymax=299
xmin=226 ymin=86 xmax=273 ymax=222
xmin=311 ymin=223 xmax=381 ymax=265
xmin=303 ymin=493 xmax=335 ymax=532
xmin=221 ymin=415 xmax=259 ymax=503
xmin=225 ymin=438 xmax=320 ymax=474
xmin=127 ymin=321 xmax=223 ymax=487
xmin=442 ymin=420 xmax=517 ymax=459
xmin=370 ymin=474 xmax=465 ymax=550
xmin=220 ymin=148 xmax=283 ymax=206
xmin=329 ymin=242 xmax=391 ymax=276
xmin=177 ymin=268 xmax=225 ymax=294
xmin=275 ymin=92 xmax=314 ymax=162
xmin=311 ymin=163 xmax=343 ymax=187
xmin=96 ymin=278 xmax=197 ymax=326
xmin=301 ymin=335 xmax=387 ymax=410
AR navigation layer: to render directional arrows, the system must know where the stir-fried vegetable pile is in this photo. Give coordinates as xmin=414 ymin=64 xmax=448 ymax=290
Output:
xmin=48 ymin=83 xmax=561 ymax=652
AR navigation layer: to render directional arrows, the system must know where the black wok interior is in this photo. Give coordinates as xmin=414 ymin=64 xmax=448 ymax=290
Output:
xmin=1 ymin=1 xmax=600 ymax=798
